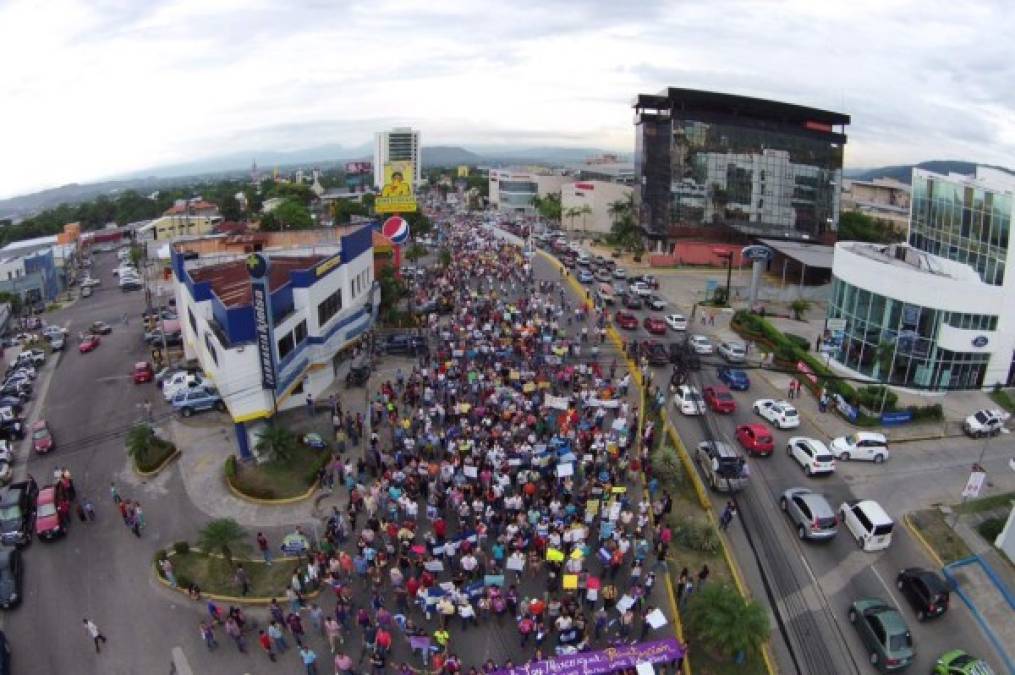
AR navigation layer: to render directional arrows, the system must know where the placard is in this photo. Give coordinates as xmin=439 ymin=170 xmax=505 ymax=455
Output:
xmin=506 ymin=556 xmax=525 ymax=572
xmin=463 ymin=465 xmax=478 ymax=479
xmin=616 ymin=595 xmax=635 ymax=612
xmin=424 ymin=560 xmax=445 ymax=572
xmin=586 ymin=500 xmax=600 ymax=516
xmin=546 ymin=548 xmax=565 ymax=563
xmin=636 ymin=662 xmax=655 ymax=675
xmin=556 ymin=463 xmax=574 ymax=478
xmin=611 ymin=486 xmax=627 ymax=494
xmin=645 ymin=608 xmax=667 ymax=629
xmin=562 ymin=574 xmax=578 ymax=590
xmin=484 ymin=574 xmax=505 ymax=587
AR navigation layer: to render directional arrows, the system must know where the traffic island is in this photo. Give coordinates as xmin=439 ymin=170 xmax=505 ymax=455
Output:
xmin=127 ymin=423 xmax=179 ymax=476
xmin=224 ymin=426 xmax=331 ymax=503
xmin=154 ymin=544 xmax=310 ymax=604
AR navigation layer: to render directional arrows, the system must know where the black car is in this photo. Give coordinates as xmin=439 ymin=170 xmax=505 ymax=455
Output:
xmin=896 ymin=567 xmax=950 ymax=621
xmin=383 ymin=334 xmax=427 ymax=356
xmin=622 ymin=293 xmax=643 ymax=310
xmin=0 ymin=629 xmax=10 ymax=673
xmin=647 ymin=343 xmax=669 ymax=367
xmin=0 ymin=481 xmax=36 ymax=548
xmin=0 ymin=421 xmax=23 ymax=443
xmin=0 ymin=548 xmax=22 ymax=609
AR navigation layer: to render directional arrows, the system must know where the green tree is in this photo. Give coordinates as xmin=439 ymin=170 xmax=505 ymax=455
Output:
xmin=255 ymin=424 xmax=299 ymax=464
xmin=790 ymin=298 xmax=811 ymax=320
xmin=220 ymin=193 xmax=243 ymax=221
xmin=686 ymin=583 xmax=770 ymax=660
xmin=404 ymin=244 xmax=427 ymax=264
xmin=0 ymin=292 xmax=23 ymax=316
xmin=377 ymin=266 xmax=406 ymax=315
xmin=402 ymin=210 xmax=433 ymax=236
xmin=262 ymin=199 xmax=312 ymax=231
xmin=125 ymin=423 xmax=157 ymax=466
xmin=838 ymin=211 xmax=904 ymax=243
xmin=196 ymin=518 xmax=250 ymax=569
xmin=273 ymin=182 xmax=314 ymax=206
xmin=331 ymin=199 xmax=368 ymax=225
xmin=532 ymin=193 xmax=562 ymax=224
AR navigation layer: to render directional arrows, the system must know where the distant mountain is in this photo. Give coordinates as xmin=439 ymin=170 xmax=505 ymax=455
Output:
xmin=420 ymin=146 xmax=484 ymax=167
xmin=465 ymin=145 xmax=629 ymax=165
xmin=847 ymin=160 xmax=1015 ymax=184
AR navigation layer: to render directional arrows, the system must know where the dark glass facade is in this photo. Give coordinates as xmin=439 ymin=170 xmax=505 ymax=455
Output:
xmin=634 ymin=89 xmax=848 ymax=241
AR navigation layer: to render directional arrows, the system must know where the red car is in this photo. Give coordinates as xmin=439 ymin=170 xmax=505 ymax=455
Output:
xmin=643 ymin=317 xmax=666 ymax=335
xmin=735 ymin=423 xmax=774 ymax=456
xmin=133 ymin=361 xmax=154 ymax=384
xmin=614 ymin=311 xmax=638 ymax=330
xmin=35 ymin=485 xmax=67 ymax=540
xmin=31 ymin=419 xmax=54 ymax=454
xmin=79 ymin=335 xmax=101 ymax=353
xmin=703 ymin=385 xmax=736 ymax=414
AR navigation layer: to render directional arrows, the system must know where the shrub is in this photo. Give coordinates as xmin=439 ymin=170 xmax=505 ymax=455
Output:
xmin=154 ymin=549 xmax=168 ymax=565
xmin=175 ymin=574 xmax=193 ymax=589
xmin=651 ymin=445 xmax=686 ymax=491
xmin=243 ymin=485 xmax=276 ymax=500
xmin=675 ymin=520 xmax=720 ymax=554
xmin=856 ymin=385 xmax=897 ymax=411
xmin=224 ymin=455 xmax=237 ymax=478
xmin=784 ymin=333 xmax=810 ymax=352
xmin=173 ymin=541 xmax=190 ymax=555
xmin=907 ymin=404 xmax=943 ymax=422
xmin=977 ymin=517 xmax=1005 ymax=543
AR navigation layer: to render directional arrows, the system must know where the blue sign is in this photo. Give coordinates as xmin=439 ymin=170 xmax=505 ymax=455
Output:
xmin=245 ymin=252 xmax=269 ymax=280
xmin=881 ymin=410 xmax=913 ymax=426
xmin=251 ymin=281 xmax=277 ymax=390
xmin=833 ymin=393 xmax=858 ymax=422
xmin=972 ymin=335 xmax=989 ymax=348
xmin=741 ymin=245 xmax=773 ymax=262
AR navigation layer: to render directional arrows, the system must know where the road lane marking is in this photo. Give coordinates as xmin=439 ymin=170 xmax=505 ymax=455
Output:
xmin=869 ymin=564 xmax=905 ymax=612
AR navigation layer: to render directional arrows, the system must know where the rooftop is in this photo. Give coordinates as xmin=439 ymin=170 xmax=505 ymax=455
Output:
xmin=757 ymin=238 xmax=835 ymax=269
xmin=165 ymin=200 xmax=218 ymax=215
xmin=189 ymin=254 xmax=326 ymax=308
xmin=633 ymin=87 xmax=850 ymax=127
xmin=0 ymin=234 xmax=58 ymax=252
xmin=839 ymin=242 xmax=983 ymax=283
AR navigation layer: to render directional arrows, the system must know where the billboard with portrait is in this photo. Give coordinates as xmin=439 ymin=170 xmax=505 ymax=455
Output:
xmin=375 ymin=161 xmax=417 ymax=213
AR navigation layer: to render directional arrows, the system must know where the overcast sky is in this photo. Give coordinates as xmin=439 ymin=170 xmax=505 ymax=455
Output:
xmin=1 ymin=0 xmax=1012 ymax=198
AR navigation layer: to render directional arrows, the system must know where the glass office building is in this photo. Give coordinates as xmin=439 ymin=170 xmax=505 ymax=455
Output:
xmin=633 ymin=88 xmax=849 ymax=243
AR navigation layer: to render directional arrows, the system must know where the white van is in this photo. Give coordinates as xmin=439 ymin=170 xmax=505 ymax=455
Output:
xmin=839 ymin=499 xmax=894 ymax=551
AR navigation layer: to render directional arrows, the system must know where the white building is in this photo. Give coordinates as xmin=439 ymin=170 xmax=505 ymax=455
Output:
xmin=488 ymin=169 xmax=571 ymax=213
xmin=827 ymin=166 xmax=1015 ymax=391
xmin=560 ymin=180 xmax=634 ymax=235
xmin=171 ymin=225 xmax=379 ymax=458
xmin=373 ymin=127 xmax=422 ymax=189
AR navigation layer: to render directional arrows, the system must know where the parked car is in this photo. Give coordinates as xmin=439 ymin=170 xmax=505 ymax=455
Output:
xmin=612 ymin=268 xmax=627 ymax=279
xmin=0 ymin=481 xmax=37 ymax=548
xmin=163 ymin=372 xmax=206 ymax=401
xmin=88 ymin=321 xmax=112 ymax=335
xmin=15 ymin=350 xmax=44 ymax=367
xmin=49 ymin=335 xmax=64 ymax=351
xmin=383 ymin=334 xmax=427 ymax=356
xmin=0 ymin=548 xmax=22 ymax=609
xmin=594 ymin=269 xmax=612 ymax=283
xmin=144 ymin=330 xmax=183 ymax=347
xmin=79 ymin=277 xmax=101 ymax=287
xmin=629 ymin=282 xmax=652 ymax=297
xmin=643 ymin=317 xmax=666 ymax=335
xmin=753 ymin=399 xmax=800 ymax=429
xmin=695 ymin=441 xmax=748 ymax=493
xmin=780 ymin=488 xmax=839 ymax=541
xmin=717 ymin=366 xmax=750 ymax=390
xmin=133 ymin=362 xmax=154 ymax=384
xmin=786 ymin=437 xmax=836 ymax=475
xmin=735 ymin=424 xmax=774 ymax=456
xmin=30 ymin=420 xmax=53 ymax=454
xmin=933 ymin=650 xmax=996 ymax=675
xmin=78 ymin=335 xmax=100 ymax=353
xmin=689 ymin=334 xmax=713 ymax=354
xmin=34 ymin=485 xmax=66 ymax=541
xmin=830 ymin=432 xmax=889 ymax=463
xmin=840 ymin=499 xmax=894 ymax=551
xmin=717 ymin=341 xmax=746 ymax=362
xmin=171 ymin=386 xmax=225 ymax=417
xmin=621 ymin=293 xmax=642 ymax=310
xmin=665 ymin=314 xmax=687 ymax=331
xmin=646 ymin=295 xmax=666 ymax=311
xmin=962 ymin=409 xmax=1009 ymax=438
xmin=847 ymin=598 xmax=914 ymax=671
xmin=703 ymin=385 xmax=736 ymax=413
xmin=896 ymin=567 xmax=950 ymax=621
xmin=673 ymin=385 xmax=706 ymax=416
xmin=614 ymin=311 xmax=638 ymax=330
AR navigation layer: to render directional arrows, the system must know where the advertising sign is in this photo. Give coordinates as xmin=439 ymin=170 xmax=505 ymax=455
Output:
xmin=880 ymin=410 xmax=913 ymax=426
xmin=381 ymin=216 xmax=410 ymax=245
xmin=247 ymin=253 xmax=276 ymax=390
xmin=344 ymin=161 xmax=372 ymax=174
xmin=796 ymin=360 xmax=818 ymax=385
xmin=376 ymin=161 xmax=417 ymax=213
xmin=457 ymin=165 xmax=470 ymax=177
xmin=962 ymin=470 xmax=987 ymax=499
xmin=492 ymin=639 xmax=685 ymax=675
xmin=833 ymin=393 xmax=858 ymax=422
xmin=741 ymin=244 xmax=773 ymax=262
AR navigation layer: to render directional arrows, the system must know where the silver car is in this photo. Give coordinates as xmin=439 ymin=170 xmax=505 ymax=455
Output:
xmin=780 ymin=487 xmax=838 ymax=541
xmin=718 ymin=341 xmax=746 ymax=362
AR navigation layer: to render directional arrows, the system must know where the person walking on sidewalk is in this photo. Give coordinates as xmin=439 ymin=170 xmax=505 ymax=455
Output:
xmin=256 ymin=531 xmax=272 ymax=564
xmin=719 ymin=501 xmax=737 ymax=531
xmin=300 ymin=645 xmax=319 ymax=675
xmin=83 ymin=618 xmax=108 ymax=653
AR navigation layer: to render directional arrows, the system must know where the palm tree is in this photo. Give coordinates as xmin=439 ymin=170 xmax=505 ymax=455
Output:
xmin=404 ymin=243 xmax=426 ymax=264
xmin=255 ymin=424 xmax=299 ymax=464
xmin=125 ymin=423 xmax=156 ymax=466
xmin=685 ymin=583 xmax=770 ymax=660
xmin=579 ymin=205 xmax=593 ymax=233
xmin=790 ymin=299 xmax=811 ymax=320
xmin=197 ymin=518 xmax=250 ymax=569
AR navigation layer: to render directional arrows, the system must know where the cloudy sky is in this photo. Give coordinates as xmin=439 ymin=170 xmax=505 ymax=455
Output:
xmin=1 ymin=0 xmax=1012 ymax=198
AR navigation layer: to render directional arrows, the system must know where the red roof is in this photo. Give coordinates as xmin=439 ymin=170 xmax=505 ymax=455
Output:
xmin=189 ymin=255 xmax=325 ymax=308
xmin=214 ymin=220 xmax=249 ymax=235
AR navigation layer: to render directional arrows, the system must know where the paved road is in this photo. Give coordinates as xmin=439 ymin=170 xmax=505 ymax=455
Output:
xmin=553 ymin=246 xmax=1008 ymax=674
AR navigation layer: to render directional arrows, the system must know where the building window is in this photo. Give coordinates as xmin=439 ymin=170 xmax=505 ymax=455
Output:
xmin=188 ymin=308 xmax=198 ymax=334
xmin=204 ymin=333 xmax=219 ymax=366
xmin=317 ymin=288 xmax=343 ymax=327
xmin=293 ymin=319 xmax=307 ymax=346
xmin=277 ymin=332 xmax=295 ymax=361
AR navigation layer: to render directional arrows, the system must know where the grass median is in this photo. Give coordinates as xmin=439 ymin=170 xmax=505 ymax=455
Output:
xmin=160 ymin=548 xmax=297 ymax=598
xmin=908 ymin=509 xmax=972 ymax=564
xmin=225 ymin=428 xmax=331 ymax=500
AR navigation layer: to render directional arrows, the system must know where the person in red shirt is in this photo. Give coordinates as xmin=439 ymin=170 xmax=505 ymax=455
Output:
xmin=433 ymin=518 xmax=447 ymax=541
xmin=257 ymin=630 xmax=276 ymax=662
xmin=375 ymin=627 xmax=392 ymax=655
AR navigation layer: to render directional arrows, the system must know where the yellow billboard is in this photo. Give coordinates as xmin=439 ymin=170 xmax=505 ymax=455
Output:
xmin=375 ymin=161 xmax=417 ymax=213
xmin=457 ymin=165 xmax=470 ymax=178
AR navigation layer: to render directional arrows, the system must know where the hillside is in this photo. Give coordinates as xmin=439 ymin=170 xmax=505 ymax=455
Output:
xmin=420 ymin=146 xmax=484 ymax=167
xmin=849 ymin=160 xmax=1015 ymax=184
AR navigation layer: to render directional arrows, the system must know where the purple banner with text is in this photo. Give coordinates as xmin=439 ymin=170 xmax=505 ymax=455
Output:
xmin=492 ymin=638 xmax=685 ymax=675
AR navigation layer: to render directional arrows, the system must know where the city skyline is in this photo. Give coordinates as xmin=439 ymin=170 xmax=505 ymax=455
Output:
xmin=1 ymin=0 xmax=1013 ymax=199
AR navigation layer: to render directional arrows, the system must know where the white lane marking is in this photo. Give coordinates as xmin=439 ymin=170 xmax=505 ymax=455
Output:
xmin=869 ymin=564 xmax=905 ymax=612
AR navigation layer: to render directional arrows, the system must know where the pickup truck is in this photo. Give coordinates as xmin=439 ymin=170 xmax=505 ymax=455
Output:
xmin=963 ymin=409 xmax=1010 ymax=438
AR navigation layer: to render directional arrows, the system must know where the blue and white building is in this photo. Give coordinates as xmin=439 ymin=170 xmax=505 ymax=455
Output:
xmin=172 ymin=225 xmax=378 ymax=457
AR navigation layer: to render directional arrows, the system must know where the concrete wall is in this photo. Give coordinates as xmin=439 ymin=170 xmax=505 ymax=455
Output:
xmin=561 ymin=181 xmax=634 ymax=235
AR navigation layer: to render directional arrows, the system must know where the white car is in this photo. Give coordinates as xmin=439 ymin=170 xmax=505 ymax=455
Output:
xmin=162 ymin=372 xmax=206 ymax=401
xmin=753 ymin=399 xmax=800 ymax=429
xmin=612 ymin=268 xmax=627 ymax=280
xmin=629 ymin=282 xmax=652 ymax=298
xmin=963 ymin=409 xmax=1010 ymax=438
xmin=673 ymin=385 xmax=706 ymax=416
xmin=786 ymin=437 xmax=836 ymax=476
xmin=689 ymin=334 xmax=713 ymax=354
xmin=717 ymin=341 xmax=746 ymax=362
xmin=830 ymin=432 xmax=889 ymax=463
xmin=80 ymin=277 xmax=101 ymax=287
xmin=665 ymin=314 xmax=687 ymax=331
xmin=646 ymin=295 xmax=666 ymax=311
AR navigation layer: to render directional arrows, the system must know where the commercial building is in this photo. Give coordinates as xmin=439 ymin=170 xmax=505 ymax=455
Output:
xmin=632 ymin=88 xmax=850 ymax=244
xmin=560 ymin=181 xmax=634 ymax=235
xmin=0 ymin=248 xmax=61 ymax=305
xmin=373 ymin=127 xmax=422 ymax=190
xmin=841 ymin=178 xmax=911 ymax=233
xmin=827 ymin=166 xmax=1015 ymax=391
xmin=172 ymin=225 xmax=379 ymax=457
xmin=138 ymin=214 xmax=224 ymax=241
xmin=488 ymin=169 xmax=571 ymax=213
xmin=0 ymin=224 xmax=80 ymax=291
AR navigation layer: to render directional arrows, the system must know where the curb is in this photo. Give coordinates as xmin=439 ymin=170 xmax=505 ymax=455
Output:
xmin=134 ymin=447 xmax=181 ymax=478
xmin=224 ymin=470 xmax=320 ymax=506
xmin=154 ymin=547 xmax=322 ymax=605
xmin=902 ymin=512 xmax=945 ymax=568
